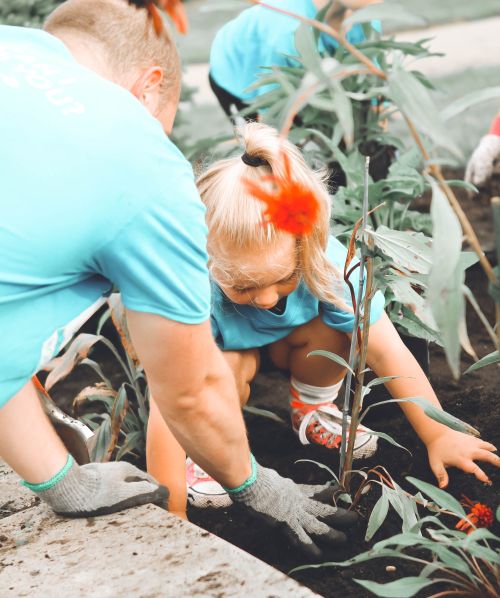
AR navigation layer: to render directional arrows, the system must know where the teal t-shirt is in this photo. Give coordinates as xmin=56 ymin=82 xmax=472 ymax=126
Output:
xmin=211 ymin=236 xmax=385 ymax=350
xmin=0 ymin=26 xmax=210 ymax=406
xmin=210 ymin=0 xmax=379 ymax=101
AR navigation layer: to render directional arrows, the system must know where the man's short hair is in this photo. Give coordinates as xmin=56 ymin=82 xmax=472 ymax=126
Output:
xmin=44 ymin=0 xmax=181 ymax=104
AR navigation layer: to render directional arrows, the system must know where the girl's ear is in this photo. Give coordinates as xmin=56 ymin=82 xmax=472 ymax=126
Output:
xmin=130 ymin=65 xmax=164 ymax=112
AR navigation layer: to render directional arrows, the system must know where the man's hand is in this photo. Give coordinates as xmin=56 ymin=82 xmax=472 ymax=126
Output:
xmin=426 ymin=429 xmax=499 ymax=489
xmin=229 ymin=461 xmax=357 ymax=560
xmin=465 ymin=134 xmax=500 ymax=187
xmin=35 ymin=459 xmax=169 ymax=517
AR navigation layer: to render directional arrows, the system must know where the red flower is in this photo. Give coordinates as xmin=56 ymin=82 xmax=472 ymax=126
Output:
xmin=128 ymin=0 xmax=188 ymax=35
xmin=456 ymin=497 xmax=494 ymax=534
xmin=243 ymin=152 xmax=320 ymax=236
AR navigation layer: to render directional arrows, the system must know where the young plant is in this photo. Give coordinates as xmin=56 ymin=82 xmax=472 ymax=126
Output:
xmin=292 ymin=478 xmax=500 ymax=598
xmin=42 ymin=294 xmax=149 ymax=464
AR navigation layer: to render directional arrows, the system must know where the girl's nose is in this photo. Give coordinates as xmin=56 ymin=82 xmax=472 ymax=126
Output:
xmin=254 ymin=286 xmax=279 ymax=309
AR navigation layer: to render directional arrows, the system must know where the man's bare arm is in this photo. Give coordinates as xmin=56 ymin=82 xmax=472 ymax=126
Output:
xmin=126 ymin=309 xmax=252 ymax=487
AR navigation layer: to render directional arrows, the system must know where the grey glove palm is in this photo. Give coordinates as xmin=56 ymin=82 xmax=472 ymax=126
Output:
xmin=230 ymin=463 xmax=356 ymax=559
xmin=36 ymin=460 xmax=168 ymax=517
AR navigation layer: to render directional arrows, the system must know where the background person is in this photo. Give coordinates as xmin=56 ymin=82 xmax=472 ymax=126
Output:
xmin=209 ymin=0 xmax=380 ymax=121
xmin=465 ymin=111 xmax=500 ymax=187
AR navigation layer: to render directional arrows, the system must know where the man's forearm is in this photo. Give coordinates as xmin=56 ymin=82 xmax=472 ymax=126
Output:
xmin=151 ymin=351 xmax=252 ymax=488
xmin=126 ymin=309 xmax=252 ymax=489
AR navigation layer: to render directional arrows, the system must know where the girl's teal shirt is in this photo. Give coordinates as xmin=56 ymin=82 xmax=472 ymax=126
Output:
xmin=211 ymin=235 xmax=385 ymax=350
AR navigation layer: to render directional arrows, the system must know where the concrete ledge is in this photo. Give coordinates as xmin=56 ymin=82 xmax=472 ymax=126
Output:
xmin=0 ymin=464 xmax=319 ymax=598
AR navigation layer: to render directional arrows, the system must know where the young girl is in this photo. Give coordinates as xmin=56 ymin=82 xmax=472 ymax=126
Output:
xmin=147 ymin=122 xmax=499 ymax=515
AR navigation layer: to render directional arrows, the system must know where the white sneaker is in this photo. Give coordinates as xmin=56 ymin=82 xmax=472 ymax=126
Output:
xmin=186 ymin=458 xmax=232 ymax=508
xmin=290 ymin=396 xmax=378 ymax=459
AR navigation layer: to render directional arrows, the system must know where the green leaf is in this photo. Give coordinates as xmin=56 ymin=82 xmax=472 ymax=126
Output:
xmin=43 ymin=333 xmax=102 ymax=390
xmin=366 ymin=430 xmax=411 ymax=455
xmin=365 ymin=491 xmax=389 ymax=541
xmin=406 ymin=477 xmax=466 ymax=517
xmin=497 ymin=505 xmax=500 ymax=522
xmin=353 ymin=576 xmax=435 ymax=598
xmin=426 ymin=179 xmax=465 ymax=379
xmin=394 ymin=306 xmax=441 ymax=345
xmin=294 ymin=459 xmax=340 ymax=484
xmin=295 ymin=24 xmax=324 ymax=81
xmin=441 ymin=86 xmax=500 ymax=121
xmin=366 ymin=375 xmax=402 ymax=389
xmin=361 ymin=397 xmax=479 ymax=436
xmin=87 ymin=414 xmax=112 ymax=463
xmin=344 ymin=3 xmax=426 ymax=27
xmin=116 ymin=430 xmax=143 ymax=461
xmin=243 ymin=405 xmax=285 ymax=424
xmin=464 ymin=350 xmax=500 ymax=374
xmin=387 ymin=64 xmax=461 ymax=158
xmin=367 ymin=226 xmax=433 ymax=274
xmin=307 ymin=349 xmax=354 ymax=374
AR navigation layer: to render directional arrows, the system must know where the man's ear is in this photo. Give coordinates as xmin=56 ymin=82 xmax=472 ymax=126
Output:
xmin=130 ymin=66 xmax=164 ymax=113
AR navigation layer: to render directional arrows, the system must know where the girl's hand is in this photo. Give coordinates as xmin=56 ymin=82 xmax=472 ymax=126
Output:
xmin=426 ymin=429 xmax=499 ymax=488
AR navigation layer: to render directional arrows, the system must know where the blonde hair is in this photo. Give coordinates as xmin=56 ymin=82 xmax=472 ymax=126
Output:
xmin=197 ymin=122 xmax=347 ymax=309
xmin=44 ymin=0 xmax=181 ymax=104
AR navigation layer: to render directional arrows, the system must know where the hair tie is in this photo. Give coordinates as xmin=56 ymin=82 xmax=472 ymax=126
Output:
xmin=241 ymin=152 xmax=269 ymax=168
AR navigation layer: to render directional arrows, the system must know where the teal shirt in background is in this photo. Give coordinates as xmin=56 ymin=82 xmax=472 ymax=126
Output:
xmin=210 ymin=0 xmax=380 ymax=102
xmin=211 ymin=236 xmax=385 ymax=350
xmin=0 ymin=26 xmax=210 ymax=405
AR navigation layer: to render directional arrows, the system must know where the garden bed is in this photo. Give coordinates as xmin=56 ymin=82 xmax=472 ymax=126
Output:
xmin=187 ymin=175 xmax=500 ymax=598
xmin=43 ymin=173 xmax=500 ymax=597
xmin=188 ymin=259 xmax=499 ymax=598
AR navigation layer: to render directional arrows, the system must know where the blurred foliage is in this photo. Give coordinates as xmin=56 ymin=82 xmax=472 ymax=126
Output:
xmin=0 ymin=0 xmax=63 ymax=27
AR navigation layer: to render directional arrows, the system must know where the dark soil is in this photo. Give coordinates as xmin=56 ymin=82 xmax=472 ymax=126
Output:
xmin=46 ymin=172 xmax=500 ymax=597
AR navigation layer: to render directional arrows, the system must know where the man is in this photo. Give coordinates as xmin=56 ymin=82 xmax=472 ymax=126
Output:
xmin=0 ymin=0 xmax=354 ymax=558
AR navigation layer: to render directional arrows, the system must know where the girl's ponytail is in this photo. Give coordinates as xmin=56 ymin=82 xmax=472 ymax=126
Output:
xmin=197 ymin=122 xmax=349 ymax=311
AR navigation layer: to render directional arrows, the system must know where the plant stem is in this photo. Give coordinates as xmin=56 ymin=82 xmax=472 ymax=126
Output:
xmin=340 ymin=156 xmax=372 ymax=488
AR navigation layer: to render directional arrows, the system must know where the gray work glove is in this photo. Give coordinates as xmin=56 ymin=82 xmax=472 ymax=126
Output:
xmin=229 ymin=462 xmax=357 ymax=560
xmin=465 ymin=134 xmax=500 ymax=187
xmin=34 ymin=460 xmax=168 ymax=517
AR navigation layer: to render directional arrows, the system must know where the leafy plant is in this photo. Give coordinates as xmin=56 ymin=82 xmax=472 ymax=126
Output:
xmin=292 ymin=478 xmax=500 ymax=598
xmin=43 ymin=294 xmax=149 ymax=464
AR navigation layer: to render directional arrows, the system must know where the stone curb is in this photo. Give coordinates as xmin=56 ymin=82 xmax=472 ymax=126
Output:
xmin=0 ymin=463 xmax=320 ymax=598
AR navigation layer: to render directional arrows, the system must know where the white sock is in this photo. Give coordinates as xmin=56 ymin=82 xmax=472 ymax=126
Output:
xmin=290 ymin=377 xmax=343 ymax=405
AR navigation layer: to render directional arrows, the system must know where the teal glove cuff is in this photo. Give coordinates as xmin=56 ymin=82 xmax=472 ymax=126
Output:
xmin=21 ymin=454 xmax=74 ymax=492
xmin=223 ymin=453 xmax=257 ymax=494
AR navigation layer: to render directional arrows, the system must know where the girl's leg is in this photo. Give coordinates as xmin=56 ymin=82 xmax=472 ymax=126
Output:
xmin=268 ymin=316 xmax=350 ymax=385
xmin=222 ymin=348 xmax=260 ymax=406
xmin=0 ymin=380 xmax=68 ymax=483
xmin=147 ymin=348 xmax=260 ymax=512
xmin=268 ymin=318 xmax=377 ymax=458
xmin=147 ymin=397 xmax=187 ymax=518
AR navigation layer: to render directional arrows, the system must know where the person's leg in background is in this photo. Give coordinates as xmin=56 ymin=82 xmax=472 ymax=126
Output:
xmin=208 ymin=73 xmax=258 ymax=124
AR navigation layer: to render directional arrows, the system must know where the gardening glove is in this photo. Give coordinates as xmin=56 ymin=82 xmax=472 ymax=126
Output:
xmin=227 ymin=458 xmax=357 ymax=560
xmin=465 ymin=134 xmax=500 ymax=187
xmin=24 ymin=456 xmax=168 ymax=517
